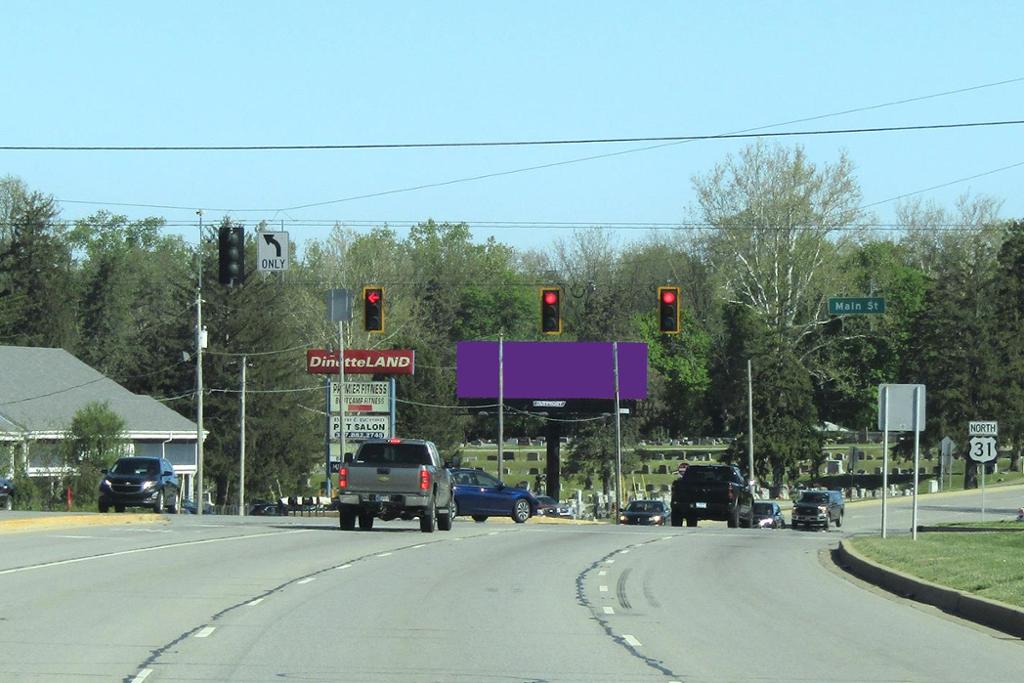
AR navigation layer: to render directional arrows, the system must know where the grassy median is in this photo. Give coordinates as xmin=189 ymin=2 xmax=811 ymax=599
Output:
xmin=849 ymin=527 xmax=1024 ymax=609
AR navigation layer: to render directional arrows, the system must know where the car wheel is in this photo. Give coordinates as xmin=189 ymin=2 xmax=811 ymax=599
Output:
xmin=358 ymin=511 xmax=374 ymax=530
xmin=472 ymin=515 xmax=488 ymax=523
xmin=727 ymin=507 xmax=739 ymax=528
xmin=115 ymin=505 xmax=125 ymax=513
xmin=512 ymin=498 xmax=530 ymax=523
xmin=420 ymin=502 xmax=437 ymax=533
xmin=438 ymin=500 xmax=453 ymax=531
xmin=98 ymin=502 xmax=109 ymax=513
xmin=670 ymin=511 xmax=683 ymax=527
xmin=823 ymin=516 xmax=831 ymax=531
xmin=450 ymin=499 xmax=459 ymax=517
xmin=836 ymin=512 xmax=843 ymax=528
xmin=339 ymin=507 xmax=356 ymax=530
xmin=168 ymin=491 xmax=180 ymax=515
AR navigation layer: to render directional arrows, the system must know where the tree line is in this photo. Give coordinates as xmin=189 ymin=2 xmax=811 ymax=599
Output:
xmin=1 ymin=141 xmax=1021 ymax=505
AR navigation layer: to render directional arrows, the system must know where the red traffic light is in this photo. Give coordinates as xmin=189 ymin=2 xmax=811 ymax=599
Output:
xmin=660 ymin=289 xmax=676 ymax=305
xmin=363 ymin=286 xmax=384 ymax=333
xmin=543 ymin=290 xmax=559 ymax=305
xmin=366 ymin=290 xmax=381 ymax=305
xmin=658 ymin=286 xmax=680 ymax=334
xmin=540 ymin=287 xmax=562 ymax=334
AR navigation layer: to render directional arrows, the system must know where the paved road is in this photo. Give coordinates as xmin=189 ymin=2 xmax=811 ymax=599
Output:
xmin=1 ymin=486 xmax=1022 ymax=682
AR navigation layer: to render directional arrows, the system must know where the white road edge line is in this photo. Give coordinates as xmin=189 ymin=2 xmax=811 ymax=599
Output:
xmin=297 ymin=577 xmax=314 ymax=585
xmin=622 ymin=634 xmax=641 ymax=647
xmin=194 ymin=626 xmax=216 ymax=638
xmin=603 ymin=606 xmax=615 ymax=615
xmin=131 ymin=668 xmax=153 ymax=683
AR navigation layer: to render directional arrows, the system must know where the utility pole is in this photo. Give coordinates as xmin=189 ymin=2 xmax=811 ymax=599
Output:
xmin=195 ymin=210 xmax=205 ymax=517
xmin=747 ymin=359 xmax=755 ymax=495
xmin=497 ymin=334 xmax=504 ymax=483
xmin=613 ymin=341 xmax=623 ymax=520
xmin=239 ymin=354 xmax=246 ymax=516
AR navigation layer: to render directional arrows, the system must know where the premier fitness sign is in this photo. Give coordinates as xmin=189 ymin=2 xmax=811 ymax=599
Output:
xmin=306 ymin=349 xmax=415 ymax=375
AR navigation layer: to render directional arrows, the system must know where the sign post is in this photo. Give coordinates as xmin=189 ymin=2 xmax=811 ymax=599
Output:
xmin=968 ymin=421 xmax=998 ymax=522
xmin=878 ymin=384 xmax=926 ymax=539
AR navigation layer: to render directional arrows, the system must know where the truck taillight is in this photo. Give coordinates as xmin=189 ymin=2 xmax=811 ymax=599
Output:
xmin=338 ymin=467 xmax=348 ymax=490
xmin=419 ymin=469 xmax=431 ymax=491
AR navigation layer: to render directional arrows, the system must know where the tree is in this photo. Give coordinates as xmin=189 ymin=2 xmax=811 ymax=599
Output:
xmin=992 ymin=220 xmax=1024 ymax=471
xmin=63 ymin=401 xmax=128 ymax=507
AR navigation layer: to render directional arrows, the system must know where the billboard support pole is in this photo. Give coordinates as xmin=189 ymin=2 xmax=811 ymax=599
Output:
xmin=881 ymin=385 xmax=889 ymax=539
xmin=613 ymin=341 xmax=623 ymax=520
xmin=497 ymin=335 xmax=504 ymax=483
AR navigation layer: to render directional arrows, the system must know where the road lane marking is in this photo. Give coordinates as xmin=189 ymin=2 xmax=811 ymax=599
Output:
xmin=297 ymin=577 xmax=314 ymax=584
xmin=194 ymin=626 xmax=216 ymax=638
xmin=246 ymin=598 xmax=264 ymax=606
xmin=622 ymin=634 xmax=641 ymax=647
xmin=488 ymin=531 xmax=499 ymax=536
xmin=599 ymin=585 xmax=609 ymax=592
xmin=0 ymin=529 xmax=310 ymax=576
xmin=376 ymin=552 xmax=392 ymax=558
xmin=51 ymin=535 xmax=95 ymax=539
xmin=605 ymin=559 xmax=615 ymax=564
xmin=603 ymin=606 xmax=615 ymax=615
xmin=619 ymin=549 xmax=631 ymax=554
xmin=131 ymin=669 xmax=153 ymax=683
xmin=411 ymin=544 xmax=426 ymax=549
xmin=598 ymin=570 xmax=607 ymax=576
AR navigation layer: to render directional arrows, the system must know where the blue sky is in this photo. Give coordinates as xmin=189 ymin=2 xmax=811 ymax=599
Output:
xmin=2 ymin=1 xmax=1022 ymax=254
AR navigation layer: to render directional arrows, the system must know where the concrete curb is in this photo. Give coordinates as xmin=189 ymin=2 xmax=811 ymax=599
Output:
xmin=837 ymin=539 xmax=1024 ymax=639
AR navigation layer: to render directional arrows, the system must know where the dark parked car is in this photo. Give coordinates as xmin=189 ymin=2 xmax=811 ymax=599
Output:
xmin=98 ymin=456 xmax=180 ymax=514
xmin=535 ymin=494 xmax=573 ymax=518
xmin=619 ymin=499 xmax=669 ymax=525
xmin=450 ymin=468 xmax=538 ymax=523
xmin=752 ymin=501 xmax=785 ymax=528
xmin=248 ymin=500 xmax=285 ymax=516
xmin=791 ymin=489 xmax=844 ymax=530
xmin=0 ymin=476 xmax=13 ymax=511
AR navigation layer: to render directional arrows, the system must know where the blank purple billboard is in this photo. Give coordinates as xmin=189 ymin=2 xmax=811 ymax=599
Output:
xmin=456 ymin=341 xmax=647 ymax=400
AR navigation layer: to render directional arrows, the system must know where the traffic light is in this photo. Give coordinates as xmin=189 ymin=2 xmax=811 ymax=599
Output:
xmin=218 ymin=225 xmax=245 ymax=286
xmin=658 ymin=286 xmax=680 ymax=334
xmin=363 ymin=286 xmax=384 ymax=332
xmin=540 ymin=287 xmax=562 ymax=334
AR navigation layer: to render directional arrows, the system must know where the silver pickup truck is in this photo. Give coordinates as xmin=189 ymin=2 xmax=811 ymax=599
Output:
xmin=336 ymin=437 xmax=454 ymax=533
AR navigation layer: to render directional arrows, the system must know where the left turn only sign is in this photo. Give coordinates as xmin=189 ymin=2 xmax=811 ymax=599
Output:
xmin=257 ymin=231 xmax=289 ymax=272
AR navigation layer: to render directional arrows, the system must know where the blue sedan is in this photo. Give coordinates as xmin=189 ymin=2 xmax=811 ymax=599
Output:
xmin=450 ymin=468 xmax=538 ymax=523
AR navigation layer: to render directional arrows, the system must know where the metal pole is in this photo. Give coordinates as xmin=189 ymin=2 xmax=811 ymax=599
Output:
xmin=981 ymin=457 xmax=986 ymax=522
xmin=239 ymin=355 xmax=246 ymax=516
xmin=338 ymin=321 xmax=347 ymax=468
xmin=497 ymin=335 xmax=504 ymax=483
xmin=324 ymin=376 xmax=331 ymax=498
xmin=881 ymin=385 xmax=889 ymax=538
xmin=195 ymin=210 xmax=204 ymax=517
xmin=613 ymin=342 xmax=623 ymax=520
xmin=747 ymin=359 xmax=755 ymax=495
xmin=911 ymin=386 xmax=920 ymax=540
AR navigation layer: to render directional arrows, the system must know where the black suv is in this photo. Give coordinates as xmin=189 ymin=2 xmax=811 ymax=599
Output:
xmin=98 ymin=457 xmax=180 ymax=514
xmin=0 ymin=476 xmax=13 ymax=511
xmin=670 ymin=464 xmax=754 ymax=528
xmin=791 ymin=488 xmax=844 ymax=530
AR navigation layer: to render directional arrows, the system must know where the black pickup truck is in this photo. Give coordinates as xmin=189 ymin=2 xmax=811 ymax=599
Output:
xmin=670 ymin=464 xmax=754 ymax=528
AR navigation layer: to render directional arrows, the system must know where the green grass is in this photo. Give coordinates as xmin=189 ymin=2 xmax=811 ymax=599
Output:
xmin=849 ymin=531 xmax=1024 ymax=609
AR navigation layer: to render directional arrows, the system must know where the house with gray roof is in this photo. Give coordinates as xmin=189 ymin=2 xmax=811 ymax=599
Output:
xmin=0 ymin=346 xmax=200 ymax=495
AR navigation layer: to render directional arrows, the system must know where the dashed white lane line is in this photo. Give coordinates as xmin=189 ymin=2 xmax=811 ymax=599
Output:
xmin=604 ymin=559 xmax=615 ymax=564
xmin=488 ymin=531 xmax=499 ymax=536
xmin=598 ymin=570 xmax=607 ymax=576
xmin=246 ymin=598 xmax=264 ymax=606
xmin=131 ymin=668 xmax=153 ymax=683
xmin=622 ymin=634 xmax=641 ymax=647
xmin=603 ymin=606 xmax=615 ymax=615
xmin=599 ymin=585 xmax=609 ymax=592
xmin=338 ymin=563 xmax=352 ymax=570
xmin=297 ymin=577 xmax=314 ymax=585
xmin=619 ymin=549 xmax=631 ymax=554
xmin=411 ymin=544 xmax=426 ymax=549
xmin=376 ymin=552 xmax=392 ymax=558
xmin=194 ymin=626 xmax=216 ymax=638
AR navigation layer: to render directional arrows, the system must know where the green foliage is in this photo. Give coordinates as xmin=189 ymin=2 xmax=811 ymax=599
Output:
xmin=63 ymin=401 xmax=129 ymax=506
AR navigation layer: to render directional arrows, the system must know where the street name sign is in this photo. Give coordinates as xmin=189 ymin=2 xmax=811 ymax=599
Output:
xmin=828 ymin=297 xmax=886 ymax=315
xmin=330 ymin=380 xmax=390 ymax=412
xmin=257 ymin=231 xmax=289 ymax=272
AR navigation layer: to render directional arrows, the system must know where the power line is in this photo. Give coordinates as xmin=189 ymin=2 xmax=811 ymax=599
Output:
xmin=7 ymin=119 xmax=1022 ymax=152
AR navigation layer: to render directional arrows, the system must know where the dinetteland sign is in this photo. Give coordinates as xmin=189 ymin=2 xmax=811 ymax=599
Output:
xmin=306 ymin=349 xmax=415 ymax=375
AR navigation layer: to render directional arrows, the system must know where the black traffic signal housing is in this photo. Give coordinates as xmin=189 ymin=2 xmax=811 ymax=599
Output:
xmin=540 ymin=287 xmax=562 ymax=334
xmin=218 ymin=225 xmax=245 ymax=286
xmin=363 ymin=286 xmax=384 ymax=333
xmin=658 ymin=286 xmax=680 ymax=334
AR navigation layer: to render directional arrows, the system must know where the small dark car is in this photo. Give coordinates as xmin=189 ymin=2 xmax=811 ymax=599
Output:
xmin=791 ymin=489 xmax=844 ymax=530
xmin=0 ymin=476 xmax=13 ymax=511
xmin=450 ymin=467 xmax=538 ymax=523
xmin=619 ymin=499 xmax=669 ymax=525
xmin=752 ymin=501 xmax=785 ymax=528
xmin=98 ymin=456 xmax=180 ymax=514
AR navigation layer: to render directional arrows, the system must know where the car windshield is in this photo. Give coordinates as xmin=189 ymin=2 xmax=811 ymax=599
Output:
xmin=110 ymin=459 xmax=159 ymax=476
xmin=682 ymin=466 xmax=732 ymax=483
xmin=625 ymin=501 xmax=661 ymax=512
xmin=536 ymin=496 xmax=556 ymax=505
xmin=800 ymin=492 xmax=829 ymax=504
